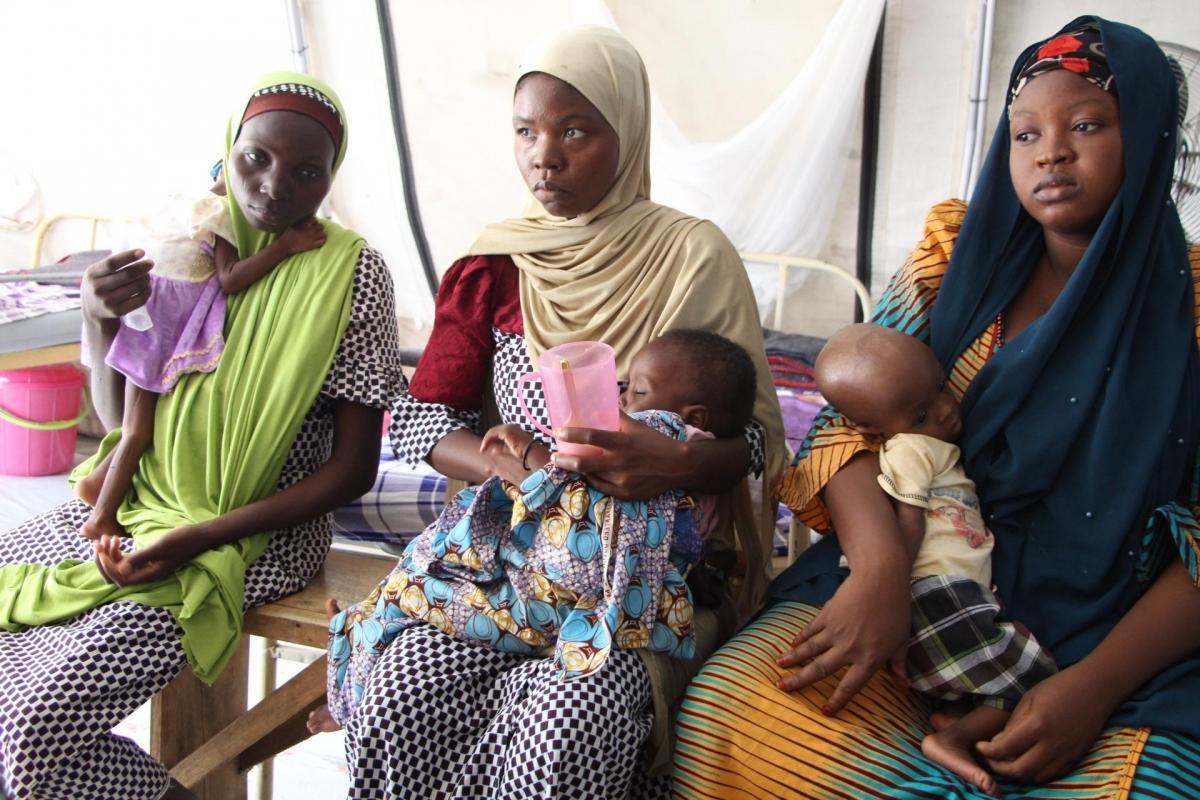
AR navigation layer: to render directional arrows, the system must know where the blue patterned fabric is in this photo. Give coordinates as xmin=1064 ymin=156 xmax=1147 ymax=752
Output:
xmin=325 ymin=411 xmax=703 ymax=725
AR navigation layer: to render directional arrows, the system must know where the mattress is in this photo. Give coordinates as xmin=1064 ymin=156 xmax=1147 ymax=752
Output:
xmin=332 ymin=438 xmax=447 ymax=554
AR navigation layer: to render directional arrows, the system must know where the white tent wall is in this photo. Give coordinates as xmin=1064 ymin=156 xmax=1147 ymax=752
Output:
xmin=302 ymin=0 xmax=866 ymax=336
xmin=3 ymin=2 xmax=1197 ymax=338
xmin=0 ymin=3 xmax=295 ymax=270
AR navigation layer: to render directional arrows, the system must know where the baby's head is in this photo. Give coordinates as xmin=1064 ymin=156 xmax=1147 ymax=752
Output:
xmin=621 ymin=329 xmax=756 ymax=438
xmin=815 ymin=323 xmax=961 ymax=442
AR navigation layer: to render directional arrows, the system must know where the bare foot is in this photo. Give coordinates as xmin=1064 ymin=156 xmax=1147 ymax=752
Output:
xmin=923 ymin=729 xmax=998 ymax=795
xmin=306 ymin=704 xmax=341 ymax=734
xmin=80 ymin=512 xmax=127 ymax=542
xmin=74 ymin=469 xmax=105 ymax=507
xmin=305 ymin=598 xmax=347 ymax=735
xmin=922 ymin=705 xmax=1009 ymax=797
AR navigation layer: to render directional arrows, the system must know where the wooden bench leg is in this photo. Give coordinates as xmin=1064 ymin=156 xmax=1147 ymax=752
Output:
xmin=168 ymin=655 xmax=328 ymax=788
xmin=237 ymin=692 xmax=325 ymax=773
xmin=151 ymin=636 xmax=249 ymax=800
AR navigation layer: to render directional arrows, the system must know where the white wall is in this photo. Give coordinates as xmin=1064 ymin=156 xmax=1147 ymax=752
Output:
xmin=0 ymin=2 xmax=293 ymax=267
xmin=4 ymin=1 xmax=1197 ymax=339
xmin=301 ymin=0 xmax=860 ymax=335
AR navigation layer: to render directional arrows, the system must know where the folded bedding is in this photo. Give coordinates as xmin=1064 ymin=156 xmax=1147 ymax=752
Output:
xmin=761 ymin=328 xmax=830 ymax=555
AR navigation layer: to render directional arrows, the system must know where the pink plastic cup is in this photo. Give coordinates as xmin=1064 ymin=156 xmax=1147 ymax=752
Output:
xmin=516 ymin=341 xmax=620 ymax=457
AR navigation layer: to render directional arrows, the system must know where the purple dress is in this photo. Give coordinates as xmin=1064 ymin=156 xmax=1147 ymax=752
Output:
xmin=106 ymin=195 xmax=230 ymax=394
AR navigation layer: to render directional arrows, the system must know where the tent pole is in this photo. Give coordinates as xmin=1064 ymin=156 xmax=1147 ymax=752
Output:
xmin=375 ymin=0 xmax=440 ymax=298
xmin=284 ymin=0 xmax=310 ymax=74
xmin=855 ymin=8 xmax=885 ymax=319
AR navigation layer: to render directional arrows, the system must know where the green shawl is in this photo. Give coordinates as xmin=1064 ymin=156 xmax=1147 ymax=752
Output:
xmin=0 ymin=72 xmax=360 ymax=684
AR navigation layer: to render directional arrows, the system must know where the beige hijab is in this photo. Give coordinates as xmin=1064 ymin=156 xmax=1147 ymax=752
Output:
xmin=469 ymin=25 xmax=785 ymax=605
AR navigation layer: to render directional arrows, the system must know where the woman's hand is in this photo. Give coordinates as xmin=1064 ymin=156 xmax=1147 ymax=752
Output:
xmin=82 ymin=249 xmax=154 ymax=321
xmin=976 ymin=664 xmax=1117 ymax=784
xmin=93 ymin=529 xmax=195 ymax=587
xmin=974 ymin=560 xmax=1200 ymax=785
xmin=775 ymin=451 xmax=914 ymax=714
xmin=775 ymin=564 xmax=912 ymax=714
xmin=81 ymin=250 xmax=156 ymax=428
xmin=552 ymin=411 xmax=693 ymax=499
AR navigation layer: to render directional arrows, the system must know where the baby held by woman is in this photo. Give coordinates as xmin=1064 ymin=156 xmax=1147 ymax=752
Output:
xmin=74 ymin=165 xmax=326 ymax=543
xmin=308 ymin=329 xmax=756 ymax=733
xmin=813 ymin=323 xmax=1056 ymax=795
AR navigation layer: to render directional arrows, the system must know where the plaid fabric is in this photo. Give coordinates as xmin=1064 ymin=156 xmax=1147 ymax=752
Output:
xmin=907 ymin=574 xmax=1056 ymax=710
xmin=331 ymin=437 xmax=447 ymax=551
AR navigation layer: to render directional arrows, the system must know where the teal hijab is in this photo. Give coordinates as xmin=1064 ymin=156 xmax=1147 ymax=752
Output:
xmin=932 ymin=17 xmax=1200 ymax=733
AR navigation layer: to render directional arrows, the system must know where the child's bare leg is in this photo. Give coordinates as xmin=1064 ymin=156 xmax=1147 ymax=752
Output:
xmin=929 ymin=700 xmax=972 ymax=731
xmin=81 ymin=384 xmax=156 ymax=540
xmin=306 ymin=705 xmax=340 ymax=734
xmin=74 ymin=450 xmax=114 ymax=506
xmin=922 ymin=704 xmax=1008 ymax=796
xmin=307 ymin=598 xmax=343 ymax=735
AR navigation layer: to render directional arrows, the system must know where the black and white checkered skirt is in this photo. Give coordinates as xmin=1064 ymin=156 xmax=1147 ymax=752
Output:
xmin=343 ymin=624 xmax=672 ymax=799
xmin=0 ymin=245 xmax=403 ymax=799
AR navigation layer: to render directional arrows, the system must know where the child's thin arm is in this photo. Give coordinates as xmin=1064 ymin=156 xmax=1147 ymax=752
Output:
xmin=214 ymin=217 xmax=326 ymax=294
xmin=893 ymin=500 xmax=926 ymax=563
xmin=480 ymin=423 xmax=552 ymax=480
xmin=94 ymin=400 xmax=382 ymax=585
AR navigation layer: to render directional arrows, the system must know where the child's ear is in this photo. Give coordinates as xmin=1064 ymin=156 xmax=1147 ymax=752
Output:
xmin=681 ymin=404 xmax=709 ymax=431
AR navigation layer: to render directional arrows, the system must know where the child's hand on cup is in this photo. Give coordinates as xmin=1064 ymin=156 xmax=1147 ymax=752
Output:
xmin=481 ymin=424 xmax=551 ymax=479
xmin=280 ymin=216 xmax=327 ymax=255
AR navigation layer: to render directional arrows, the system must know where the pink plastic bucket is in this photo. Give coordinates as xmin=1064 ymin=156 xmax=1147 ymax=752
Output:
xmin=0 ymin=364 xmax=89 ymax=476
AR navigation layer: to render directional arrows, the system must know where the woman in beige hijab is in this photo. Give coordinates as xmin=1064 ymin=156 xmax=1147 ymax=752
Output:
xmin=353 ymin=25 xmax=783 ymax=798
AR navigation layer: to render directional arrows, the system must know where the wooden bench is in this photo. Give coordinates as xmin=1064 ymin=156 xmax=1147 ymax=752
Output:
xmin=150 ymin=548 xmax=394 ymax=799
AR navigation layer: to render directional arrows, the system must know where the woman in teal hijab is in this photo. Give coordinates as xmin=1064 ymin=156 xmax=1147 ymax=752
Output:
xmin=675 ymin=17 xmax=1200 ymax=798
xmin=0 ymin=74 xmax=403 ymax=800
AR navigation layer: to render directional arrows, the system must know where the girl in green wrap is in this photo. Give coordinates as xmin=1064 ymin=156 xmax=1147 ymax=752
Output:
xmin=0 ymin=73 xmax=403 ymax=800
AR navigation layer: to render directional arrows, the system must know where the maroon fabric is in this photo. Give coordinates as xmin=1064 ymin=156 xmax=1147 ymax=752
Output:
xmin=408 ymin=254 xmax=523 ymax=411
xmin=242 ymin=92 xmax=344 ymax=152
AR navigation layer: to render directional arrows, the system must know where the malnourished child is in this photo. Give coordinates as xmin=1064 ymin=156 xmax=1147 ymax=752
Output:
xmin=75 ymin=162 xmax=326 ymax=541
xmin=814 ymin=323 xmax=1056 ymax=796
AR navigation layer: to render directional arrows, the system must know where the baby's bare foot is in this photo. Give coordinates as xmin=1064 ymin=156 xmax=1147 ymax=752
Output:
xmin=326 ymin=598 xmax=341 ymax=617
xmin=80 ymin=513 xmax=127 ymax=542
xmin=306 ymin=705 xmax=341 ymax=734
xmin=922 ymin=729 xmax=998 ymax=796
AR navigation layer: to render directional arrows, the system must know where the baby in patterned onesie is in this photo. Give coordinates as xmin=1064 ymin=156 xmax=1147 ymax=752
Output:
xmin=814 ymin=323 xmax=1056 ymax=796
xmin=308 ymin=329 xmax=757 ymax=733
